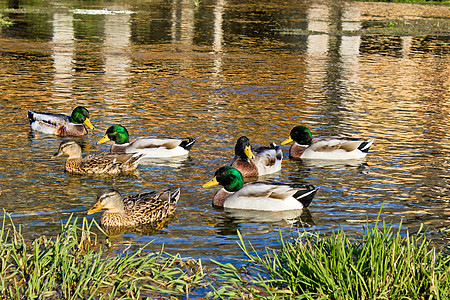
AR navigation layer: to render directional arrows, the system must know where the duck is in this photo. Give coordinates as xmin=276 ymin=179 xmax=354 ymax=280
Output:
xmin=27 ymin=106 xmax=94 ymax=136
xmin=87 ymin=188 xmax=180 ymax=228
xmin=202 ymin=166 xmax=317 ymax=211
xmin=231 ymin=136 xmax=283 ymax=177
xmin=97 ymin=125 xmax=196 ymax=158
xmin=282 ymin=125 xmax=375 ymax=160
xmin=53 ymin=140 xmax=143 ymax=175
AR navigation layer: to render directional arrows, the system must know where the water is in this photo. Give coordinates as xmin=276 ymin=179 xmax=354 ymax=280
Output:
xmin=0 ymin=0 xmax=449 ymax=263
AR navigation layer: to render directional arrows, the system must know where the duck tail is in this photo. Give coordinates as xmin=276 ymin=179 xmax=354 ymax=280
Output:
xmin=170 ymin=188 xmax=181 ymax=204
xmin=130 ymin=153 xmax=145 ymax=167
xmin=269 ymin=142 xmax=279 ymax=149
xmin=160 ymin=188 xmax=181 ymax=204
xmin=358 ymin=138 xmax=375 ymax=153
xmin=269 ymin=142 xmax=284 ymax=160
xmin=292 ymin=185 xmax=318 ymax=208
xmin=27 ymin=111 xmax=36 ymax=124
xmin=180 ymin=137 xmax=196 ymax=151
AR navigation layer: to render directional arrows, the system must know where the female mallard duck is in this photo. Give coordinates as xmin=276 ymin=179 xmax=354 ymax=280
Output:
xmin=203 ymin=166 xmax=317 ymax=211
xmin=27 ymin=106 xmax=94 ymax=136
xmin=282 ymin=125 xmax=375 ymax=160
xmin=53 ymin=140 xmax=143 ymax=175
xmin=87 ymin=188 xmax=180 ymax=227
xmin=231 ymin=136 xmax=283 ymax=177
xmin=97 ymin=125 xmax=196 ymax=158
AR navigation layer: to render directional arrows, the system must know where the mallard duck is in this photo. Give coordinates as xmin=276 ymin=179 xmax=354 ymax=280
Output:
xmin=282 ymin=125 xmax=375 ymax=160
xmin=203 ymin=166 xmax=317 ymax=211
xmin=87 ymin=188 xmax=180 ymax=227
xmin=27 ymin=106 xmax=94 ymax=136
xmin=53 ymin=140 xmax=143 ymax=174
xmin=97 ymin=125 xmax=196 ymax=158
xmin=231 ymin=136 xmax=283 ymax=177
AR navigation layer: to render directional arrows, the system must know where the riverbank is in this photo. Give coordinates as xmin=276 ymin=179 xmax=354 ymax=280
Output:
xmin=0 ymin=213 xmax=448 ymax=299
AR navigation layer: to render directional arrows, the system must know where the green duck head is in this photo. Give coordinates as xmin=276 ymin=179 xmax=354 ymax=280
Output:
xmin=281 ymin=125 xmax=313 ymax=146
xmin=71 ymin=106 xmax=94 ymax=129
xmin=234 ymin=136 xmax=255 ymax=160
xmin=203 ymin=166 xmax=244 ymax=192
xmin=97 ymin=125 xmax=130 ymax=145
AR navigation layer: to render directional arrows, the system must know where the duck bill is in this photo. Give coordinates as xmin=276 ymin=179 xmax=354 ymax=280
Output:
xmin=87 ymin=201 xmax=103 ymax=215
xmin=97 ymin=135 xmax=110 ymax=145
xmin=244 ymin=146 xmax=255 ymax=159
xmin=281 ymin=136 xmax=294 ymax=145
xmin=203 ymin=177 xmax=219 ymax=188
xmin=84 ymin=118 xmax=95 ymax=129
xmin=52 ymin=151 xmax=62 ymax=158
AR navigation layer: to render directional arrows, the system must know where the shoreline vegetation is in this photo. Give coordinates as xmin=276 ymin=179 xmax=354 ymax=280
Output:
xmin=359 ymin=0 xmax=450 ymax=3
xmin=0 ymin=13 xmax=12 ymax=27
xmin=0 ymin=213 xmax=448 ymax=299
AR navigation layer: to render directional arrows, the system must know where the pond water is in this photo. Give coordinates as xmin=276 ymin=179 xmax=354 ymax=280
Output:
xmin=0 ymin=0 xmax=449 ymax=263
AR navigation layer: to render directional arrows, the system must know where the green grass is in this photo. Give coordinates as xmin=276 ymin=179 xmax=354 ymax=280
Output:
xmin=0 ymin=212 xmax=448 ymax=299
xmin=0 ymin=214 xmax=208 ymax=299
xmin=213 ymin=218 xmax=450 ymax=299
xmin=0 ymin=13 xmax=12 ymax=27
xmin=359 ymin=0 xmax=450 ymax=3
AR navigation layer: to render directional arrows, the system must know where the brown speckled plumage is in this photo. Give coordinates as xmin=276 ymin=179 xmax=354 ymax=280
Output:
xmin=54 ymin=140 xmax=143 ymax=175
xmin=88 ymin=188 xmax=180 ymax=228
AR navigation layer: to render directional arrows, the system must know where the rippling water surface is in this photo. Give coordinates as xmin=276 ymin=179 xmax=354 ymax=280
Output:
xmin=0 ymin=0 xmax=449 ymax=262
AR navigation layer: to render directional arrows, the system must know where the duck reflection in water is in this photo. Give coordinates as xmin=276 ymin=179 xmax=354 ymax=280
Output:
xmin=211 ymin=208 xmax=314 ymax=236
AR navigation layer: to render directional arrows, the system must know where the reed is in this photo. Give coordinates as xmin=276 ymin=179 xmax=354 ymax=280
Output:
xmin=0 ymin=211 xmax=448 ymax=299
xmin=214 ymin=217 xmax=450 ymax=299
xmin=0 ymin=213 xmax=207 ymax=299
xmin=0 ymin=13 xmax=12 ymax=27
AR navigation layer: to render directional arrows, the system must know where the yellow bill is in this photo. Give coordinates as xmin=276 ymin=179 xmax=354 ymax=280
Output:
xmin=281 ymin=136 xmax=294 ymax=145
xmin=203 ymin=176 xmax=219 ymax=188
xmin=244 ymin=145 xmax=255 ymax=159
xmin=87 ymin=201 xmax=103 ymax=215
xmin=84 ymin=118 xmax=95 ymax=129
xmin=97 ymin=135 xmax=110 ymax=145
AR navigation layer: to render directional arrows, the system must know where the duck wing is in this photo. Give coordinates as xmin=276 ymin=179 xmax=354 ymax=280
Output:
xmin=81 ymin=152 xmax=143 ymax=173
xmin=123 ymin=189 xmax=181 ymax=223
xmin=129 ymin=138 xmax=182 ymax=151
xmin=28 ymin=111 xmax=70 ymax=125
xmin=309 ymin=137 xmax=365 ymax=152
xmin=224 ymin=182 xmax=313 ymax=211
xmin=235 ymin=182 xmax=298 ymax=200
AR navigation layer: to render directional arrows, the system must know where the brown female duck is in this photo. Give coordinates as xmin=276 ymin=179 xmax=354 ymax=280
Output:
xmin=87 ymin=188 xmax=180 ymax=227
xmin=53 ymin=140 xmax=143 ymax=175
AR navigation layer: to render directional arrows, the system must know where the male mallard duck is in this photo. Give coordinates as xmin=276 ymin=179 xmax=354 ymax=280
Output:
xmin=87 ymin=188 xmax=180 ymax=227
xmin=203 ymin=166 xmax=317 ymax=211
xmin=27 ymin=106 xmax=94 ymax=136
xmin=282 ymin=125 xmax=375 ymax=160
xmin=97 ymin=125 xmax=196 ymax=158
xmin=231 ymin=136 xmax=283 ymax=177
xmin=53 ymin=140 xmax=143 ymax=175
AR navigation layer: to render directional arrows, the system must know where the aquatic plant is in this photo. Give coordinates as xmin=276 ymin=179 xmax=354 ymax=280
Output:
xmin=0 ymin=213 xmax=207 ymax=299
xmin=0 ymin=212 xmax=448 ymax=298
xmin=213 ymin=220 xmax=450 ymax=299
xmin=0 ymin=13 xmax=12 ymax=27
